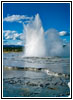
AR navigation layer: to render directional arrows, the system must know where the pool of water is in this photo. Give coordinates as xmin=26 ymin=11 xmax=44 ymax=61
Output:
xmin=3 ymin=52 xmax=70 ymax=97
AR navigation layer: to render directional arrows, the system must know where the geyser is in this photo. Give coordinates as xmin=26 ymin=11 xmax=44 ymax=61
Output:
xmin=24 ymin=14 xmax=47 ymax=57
xmin=24 ymin=14 xmax=70 ymax=57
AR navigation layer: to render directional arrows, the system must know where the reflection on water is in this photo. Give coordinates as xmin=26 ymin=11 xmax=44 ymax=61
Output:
xmin=3 ymin=52 xmax=70 ymax=97
xmin=3 ymin=52 xmax=70 ymax=74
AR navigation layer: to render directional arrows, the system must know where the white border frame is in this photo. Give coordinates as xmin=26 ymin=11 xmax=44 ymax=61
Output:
xmin=1 ymin=1 xmax=72 ymax=99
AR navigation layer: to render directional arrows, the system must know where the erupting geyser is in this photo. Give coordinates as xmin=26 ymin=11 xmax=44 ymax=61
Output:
xmin=24 ymin=14 xmax=70 ymax=57
xmin=24 ymin=14 xmax=47 ymax=57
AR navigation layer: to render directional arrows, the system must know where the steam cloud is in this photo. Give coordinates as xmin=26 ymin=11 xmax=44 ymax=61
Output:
xmin=24 ymin=14 xmax=70 ymax=57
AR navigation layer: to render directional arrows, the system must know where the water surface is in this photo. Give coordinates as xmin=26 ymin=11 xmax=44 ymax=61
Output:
xmin=3 ymin=52 xmax=70 ymax=97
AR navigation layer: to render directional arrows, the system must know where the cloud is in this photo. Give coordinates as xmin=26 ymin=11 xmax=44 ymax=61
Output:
xmin=3 ymin=15 xmax=33 ymax=23
xmin=13 ymin=33 xmax=20 ymax=40
xmin=3 ymin=30 xmax=24 ymax=40
xmin=4 ymin=30 xmax=16 ymax=40
xmin=16 ymin=41 xmax=23 ymax=45
xmin=24 ymin=20 xmax=32 ymax=24
xmin=59 ymin=31 xmax=70 ymax=36
xmin=5 ymin=35 xmax=11 ymax=39
xmin=4 ymin=30 xmax=11 ymax=37
xmin=19 ymin=33 xmax=25 ymax=40
xmin=18 ymin=20 xmax=23 ymax=24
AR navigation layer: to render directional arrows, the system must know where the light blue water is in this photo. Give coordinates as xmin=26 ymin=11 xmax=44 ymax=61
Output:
xmin=3 ymin=52 xmax=70 ymax=74
xmin=3 ymin=52 xmax=70 ymax=97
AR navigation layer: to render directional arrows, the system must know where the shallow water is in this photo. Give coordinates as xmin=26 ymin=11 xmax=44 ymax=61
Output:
xmin=3 ymin=52 xmax=70 ymax=97
xmin=3 ymin=52 xmax=70 ymax=74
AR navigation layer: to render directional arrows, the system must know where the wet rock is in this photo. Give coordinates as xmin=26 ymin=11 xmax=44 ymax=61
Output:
xmin=40 ymin=84 xmax=44 ymax=88
xmin=58 ymin=73 xmax=62 ymax=76
xmin=38 ymin=68 xmax=42 ymax=70
xmin=27 ymin=82 xmax=38 ymax=86
xmin=65 ymin=74 xmax=70 ymax=78
xmin=48 ymin=87 xmax=57 ymax=90
xmin=45 ymin=83 xmax=50 ymax=87
xmin=59 ymin=82 xmax=66 ymax=86
xmin=17 ymin=80 xmax=22 ymax=83
xmin=9 ymin=80 xmax=17 ymax=84
xmin=54 ymin=82 xmax=58 ymax=85
xmin=3 ymin=64 xmax=70 ymax=97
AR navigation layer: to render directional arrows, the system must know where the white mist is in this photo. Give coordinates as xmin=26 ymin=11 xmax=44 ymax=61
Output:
xmin=24 ymin=14 xmax=47 ymax=57
xmin=23 ymin=13 xmax=70 ymax=57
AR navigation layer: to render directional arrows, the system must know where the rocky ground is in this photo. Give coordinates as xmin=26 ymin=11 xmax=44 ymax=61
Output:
xmin=3 ymin=68 xmax=70 ymax=97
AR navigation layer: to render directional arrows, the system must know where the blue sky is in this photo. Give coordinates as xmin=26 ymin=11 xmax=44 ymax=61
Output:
xmin=3 ymin=3 xmax=70 ymax=45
